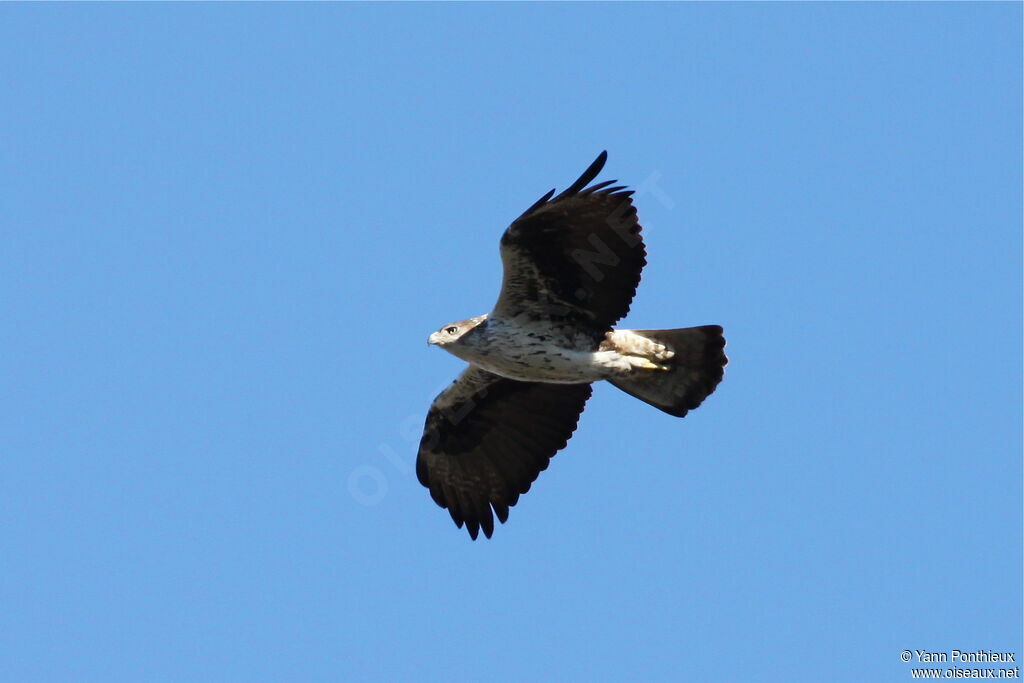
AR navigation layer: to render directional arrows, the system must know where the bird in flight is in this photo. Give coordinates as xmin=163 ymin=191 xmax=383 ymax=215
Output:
xmin=417 ymin=152 xmax=727 ymax=539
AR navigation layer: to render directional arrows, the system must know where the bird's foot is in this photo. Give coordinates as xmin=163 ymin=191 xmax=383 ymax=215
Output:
xmin=628 ymin=357 xmax=670 ymax=371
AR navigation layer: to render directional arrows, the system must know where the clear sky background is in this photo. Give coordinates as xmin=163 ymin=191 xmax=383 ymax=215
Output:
xmin=2 ymin=4 xmax=1020 ymax=682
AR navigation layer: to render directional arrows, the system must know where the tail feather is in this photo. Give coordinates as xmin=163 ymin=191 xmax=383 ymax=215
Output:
xmin=607 ymin=325 xmax=727 ymax=417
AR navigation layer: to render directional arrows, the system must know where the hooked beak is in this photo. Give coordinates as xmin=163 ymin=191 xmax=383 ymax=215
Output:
xmin=427 ymin=331 xmax=442 ymax=346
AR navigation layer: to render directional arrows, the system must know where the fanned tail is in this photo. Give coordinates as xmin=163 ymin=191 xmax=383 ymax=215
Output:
xmin=607 ymin=325 xmax=727 ymax=417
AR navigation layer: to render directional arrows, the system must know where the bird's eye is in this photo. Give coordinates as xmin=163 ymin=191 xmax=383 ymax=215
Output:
xmin=446 ymin=327 xmax=458 ymax=335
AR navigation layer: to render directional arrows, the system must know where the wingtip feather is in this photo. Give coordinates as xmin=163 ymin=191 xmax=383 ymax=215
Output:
xmin=554 ymin=151 xmax=610 ymax=200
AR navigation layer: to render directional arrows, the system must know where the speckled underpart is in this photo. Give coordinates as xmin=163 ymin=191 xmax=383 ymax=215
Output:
xmin=436 ymin=316 xmax=667 ymax=383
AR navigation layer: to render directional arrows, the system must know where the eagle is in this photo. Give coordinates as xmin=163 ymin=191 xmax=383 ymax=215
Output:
xmin=417 ymin=152 xmax=727 ymax=539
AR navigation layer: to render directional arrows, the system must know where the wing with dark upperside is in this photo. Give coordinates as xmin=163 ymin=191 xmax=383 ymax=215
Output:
xmin=493 ymin=151 xmax=647 ymax=337
xmin=416 ymin=366 xmax=593 ymax=540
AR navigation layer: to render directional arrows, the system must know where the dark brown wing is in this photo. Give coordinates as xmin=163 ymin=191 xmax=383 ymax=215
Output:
xmin=416 ymin=366 xmax=592 ymax=539
xmin=493 ymin=152 xmax=647 ymax=338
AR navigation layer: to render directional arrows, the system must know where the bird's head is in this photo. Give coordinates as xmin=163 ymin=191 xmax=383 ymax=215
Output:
xmin=428 ymin=315 xmax=488 ymax=349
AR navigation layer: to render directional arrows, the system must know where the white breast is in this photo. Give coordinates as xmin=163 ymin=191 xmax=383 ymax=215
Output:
xmin=459 ymin=319 xmax=611 ymax=383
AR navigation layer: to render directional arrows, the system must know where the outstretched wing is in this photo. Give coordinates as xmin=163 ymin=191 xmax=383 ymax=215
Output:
xmin=493 ymin=151 xmax=647 ymax=338
xmin=416 ymin=366 xmax=592 ymax=539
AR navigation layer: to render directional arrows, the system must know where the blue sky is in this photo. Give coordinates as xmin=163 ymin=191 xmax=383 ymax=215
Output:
xmin=2 ymin=4 xmax=1020 ymax=682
